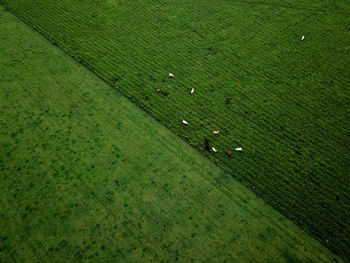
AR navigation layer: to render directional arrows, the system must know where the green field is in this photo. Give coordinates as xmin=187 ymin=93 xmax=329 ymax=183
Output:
xmin=0 ymin=7 xmax=343 ymax=262
xmin=1 ymin=0 xmax=349 ymax=258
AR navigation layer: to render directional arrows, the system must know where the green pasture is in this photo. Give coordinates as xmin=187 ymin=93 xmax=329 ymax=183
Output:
xmin=0 ymin=7 xmax=342 ymax=262
xmin=1 ymin=0 xmax=349 ymax=258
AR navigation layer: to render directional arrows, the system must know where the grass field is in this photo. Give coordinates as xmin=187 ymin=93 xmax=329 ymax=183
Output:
xmin=0 ymin=7 xmax=343 ymax=262
xmin=1 ymin=0 xmax=349 ymax=258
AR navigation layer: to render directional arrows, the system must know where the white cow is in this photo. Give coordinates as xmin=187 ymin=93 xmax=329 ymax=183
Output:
xmin=169 ymin=73 xmax=175 ymax=78
xmin=235 ymin=147 xmax=242 ymax=151
xmin=182 ymin=120 xmax=189 ymax=125
xmin=190 ymin=88 xmax=195 ymax=95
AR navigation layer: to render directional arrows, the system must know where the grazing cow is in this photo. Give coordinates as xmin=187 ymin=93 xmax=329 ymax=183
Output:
xmin=211 ymin=147 xmax=218 ymax=152
xmin=169 ymin=73 xmax=175 ymax=78
xmin=301 ymin=35 xmax=305 ymax=41
xmin=182 ymin=120 xmax=189 ymax=125
xmin=204 ymin=138 xmax=211 ymax=151
xmin=213 ymin=130 xmax=219 ymax=135
xmin=226 ymin=98 xmax=231 ymax=104
xmin=226 ymin=151 xmax=232 ymax=157
xmin=156 ymin=89 xmax=162 ymax=92
xmin=114 ymin=178 xmax=120 ymax=186
xmin=190 ymin=88 xmax=195 ymax=95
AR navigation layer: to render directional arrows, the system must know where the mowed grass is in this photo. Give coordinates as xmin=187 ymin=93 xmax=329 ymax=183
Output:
xmin=1 ymin=0 xmax=349 ymax=258
xmin=0 ymin=7 xmax=343 ymax=262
